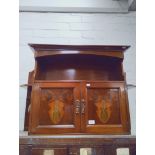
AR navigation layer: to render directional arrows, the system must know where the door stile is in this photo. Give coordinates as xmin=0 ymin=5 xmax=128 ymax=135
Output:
xmin=119 ymin=85 xmax=130 ymax=132
xmin=80 ymin=81 xmax=87 ymax=132
xmin=73 ymin=83 xmax=81 ymax=132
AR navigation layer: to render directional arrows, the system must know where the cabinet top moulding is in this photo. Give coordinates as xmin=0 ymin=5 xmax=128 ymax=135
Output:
xmin=29 ymin=44 xmax=130 ymax=59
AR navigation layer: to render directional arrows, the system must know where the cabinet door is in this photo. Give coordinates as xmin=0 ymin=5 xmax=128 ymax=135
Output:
xmin=82 ymin=82 xmax=130 ymax=134
xmin=29 ymin=82 xmax=81 ymax=134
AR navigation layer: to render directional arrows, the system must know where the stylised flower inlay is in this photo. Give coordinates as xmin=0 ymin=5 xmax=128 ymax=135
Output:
xmin=95 ymin=95 xmax=112 ymax=123
xmin=48 ymin=98 xmax=64 ymax=124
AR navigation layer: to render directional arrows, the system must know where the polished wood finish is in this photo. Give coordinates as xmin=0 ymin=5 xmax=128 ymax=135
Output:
xmin=34 ymin=50 xmax=124 ymax=59
xmin=25 ymin=44 xmax=131 ymax=135
xmin=31 ymin=148 xmax=67 ymax=155
xmin=84 ymin=82 xmax=130 ymax=134
xmin=29 ymin=81 xmax=130 ymax=134
xmin=29 ymin=82 xmax=81 ymax=134
xmin=24 ymin=71 xmax=34 ymax=131
xmin=35 ymin=55 xmax=124 ymax=81
xmin=19 ymin=134 xmax=136 ymax=155
xmin=29 ymin=44 xmax=130 ymax=51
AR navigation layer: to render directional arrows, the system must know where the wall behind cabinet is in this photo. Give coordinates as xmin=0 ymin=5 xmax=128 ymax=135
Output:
xmin=19 ymin=12 xmax=136 ymax=135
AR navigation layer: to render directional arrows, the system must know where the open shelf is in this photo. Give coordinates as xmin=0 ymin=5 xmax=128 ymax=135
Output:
xmin=35 ymin=54 xmax=124 ymax=81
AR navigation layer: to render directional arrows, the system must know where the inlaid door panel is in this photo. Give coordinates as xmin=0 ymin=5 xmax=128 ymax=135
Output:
xmin=87 ymin=88 xmax=121 ymax=125
xmin=29 ymin=82 xmax=81 ymax=134
xmin=82 ymin=82 xmax=130 ymax=134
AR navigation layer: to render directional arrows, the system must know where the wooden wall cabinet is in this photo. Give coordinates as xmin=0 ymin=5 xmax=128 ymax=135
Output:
xmin=25 ymin=44 xmax=131 ymax=135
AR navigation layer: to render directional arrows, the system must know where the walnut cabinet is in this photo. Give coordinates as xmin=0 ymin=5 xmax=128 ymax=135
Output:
xmin=25 ymin=44 xmax=131 ymax=135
